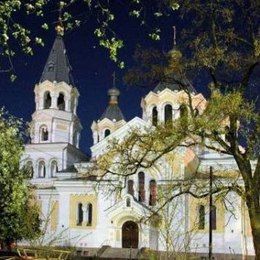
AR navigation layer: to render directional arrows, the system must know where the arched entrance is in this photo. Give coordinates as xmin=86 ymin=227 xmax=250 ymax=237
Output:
xmin=122 ymin=221 xmax=139 ymax=248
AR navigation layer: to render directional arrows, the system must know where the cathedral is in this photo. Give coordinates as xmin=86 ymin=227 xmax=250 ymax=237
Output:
xmin=21 ymin=28 xmax=255 ymax=257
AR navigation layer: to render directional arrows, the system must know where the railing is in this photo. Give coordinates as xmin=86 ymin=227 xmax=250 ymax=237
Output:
xmin=17 ymin=247 xmax=71 ymax=259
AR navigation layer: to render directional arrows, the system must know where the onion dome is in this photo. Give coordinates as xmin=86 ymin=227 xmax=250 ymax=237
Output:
xmin=153 ymin=26 xmax=196 ymax=94
xmin=100 ymin=87 xmax=125 ymax=122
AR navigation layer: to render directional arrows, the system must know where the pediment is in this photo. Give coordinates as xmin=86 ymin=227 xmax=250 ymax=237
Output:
xmin=90 ymin=117 xmax=149 ymax=156
xmin=105 ymin=194 xmax=152 ymax=223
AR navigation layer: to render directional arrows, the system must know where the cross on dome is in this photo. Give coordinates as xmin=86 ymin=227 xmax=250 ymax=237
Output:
xmin=99 ymin=73 xmax=125 ymax=122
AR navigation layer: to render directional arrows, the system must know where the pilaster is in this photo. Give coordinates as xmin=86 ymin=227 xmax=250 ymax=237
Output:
xmin=50 ymin=93 xmax=58 ymax=109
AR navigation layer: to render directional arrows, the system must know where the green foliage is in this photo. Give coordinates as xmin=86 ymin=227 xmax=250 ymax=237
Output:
xmin=179 ymin=0 xmax=259 ymax=86
xmin=102 ymin=0 xmax=260 ymax=254
xmin=0 ymin=0 xmax=180 ymax=77
xmin=149 ymin=28 xmax=161 ymax=41
xmin=0 ymin=108 xmax=41 ymax=246
xmin=124 ymin=46 xmax=167 ymax=87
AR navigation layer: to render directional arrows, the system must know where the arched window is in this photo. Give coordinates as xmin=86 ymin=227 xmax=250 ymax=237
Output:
xmin=25 ymin=161 xmax=34 ymax=178
xmin=211 ymin=205 xmax=217 ymax=230
xmin=127 ymin=180 xmax=134 ymax=196
xmin=225 ymin=126 xmax=231 ymax=142
xmin=149 ymin=180 xmax=157 ymax=206
xmin=40 ymin=125 xmax=49 ymax=141
xmin=138 ymin=172 xmax=145 ymax=202
xmin=50 ymin=161 xmax=58 ymax=178
xmin=104 ymin=129 xmax=111 ymax=138
xmin=164 ymin=104 xmax=173 ymax=124
xmin=179 ymin=104 xmax=188 ymax=118
xmin=87 ymin=203 xmax=93 ymax=226
xmin=77 ymin=203 xmax=83 ymax=226
xmin=152 ymin=106 xmax=158 ymax=126
xmin=57 ymin=93 xmax=65 ymax=111
xmin=48 ymin=62 xmax=54 ymax=72
xmin=126 ymin=197 xmax=131 ymax=207
xmin=198 ymin=205 xmax=205 ymax=230
xmin=194 ymin=108 xmax=199 ymax=117
xmin=44 ymin=91 xmax=52 ymax=109
xmin=38 ymin=161 xmax=46 ymax=178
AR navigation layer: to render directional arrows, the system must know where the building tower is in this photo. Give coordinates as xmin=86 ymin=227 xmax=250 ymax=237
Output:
xmin=141 ymin=26 xmax=200 ymax=125
xmin=91 ymin=83 xmax=126 ymax=146
xmin=22 ymin=25 xmax=87 ymax=180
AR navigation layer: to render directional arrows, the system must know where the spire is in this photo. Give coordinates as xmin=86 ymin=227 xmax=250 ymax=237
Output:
xmin=168 ymin=25 xmax=180 ymax=56
xmin=55 ymin=6 xmax=64 ymax=36
xmin=173 ymin=25 xmax=176 ymax=47
xmin=100 ymin=73 xmax=125 ymax=122
xmin=40 ymin=34 xmax=74 ymax=85
xmin=40 ymin=9 xmax=74 ymax=85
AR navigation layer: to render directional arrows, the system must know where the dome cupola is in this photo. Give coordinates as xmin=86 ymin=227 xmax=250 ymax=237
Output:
xmin=100 ymin=87 xmax=125 ymax=122
xmin=91 ymin=75 xmax=126 ymax=146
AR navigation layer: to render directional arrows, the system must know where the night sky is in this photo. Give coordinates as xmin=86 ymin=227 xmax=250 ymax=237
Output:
xmin=0 ymin=3 xmax=256 ymax=155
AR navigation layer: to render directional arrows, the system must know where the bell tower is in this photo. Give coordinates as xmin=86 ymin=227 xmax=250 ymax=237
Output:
xmin=31 ymin=25 xmax=81 ymax=147
xmin=22 ymin=25 xmax=87 ymax=180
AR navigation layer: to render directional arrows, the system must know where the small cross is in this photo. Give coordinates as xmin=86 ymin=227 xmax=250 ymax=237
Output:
xmin=173 ymin=26 xmax=176 ymax=46
xmin=55 ymin=2 xmax=64 ymax=36
xmin=112 ymin=72 xmax=116 ymax=88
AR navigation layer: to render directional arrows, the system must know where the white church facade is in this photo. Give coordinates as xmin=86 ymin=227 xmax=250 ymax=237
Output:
xmin=21 ymin=30 xmax=255 ymax=257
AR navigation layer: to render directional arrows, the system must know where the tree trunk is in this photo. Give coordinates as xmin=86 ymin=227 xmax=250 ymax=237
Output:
xmin=252 ymin=227 xmax=260 ymax=259
xmin=247 ymin=203 xmax=260 ymax=259
xmin=235 ymin=156 xmax=260 ymax=258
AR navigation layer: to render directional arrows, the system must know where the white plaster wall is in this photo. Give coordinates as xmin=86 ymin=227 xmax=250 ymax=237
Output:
xmin=32 ymin=171 xmax=255 ymax=256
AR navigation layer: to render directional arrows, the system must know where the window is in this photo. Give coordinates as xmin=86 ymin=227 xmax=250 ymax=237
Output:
xmin=126 ymin=198 xmax=131 ymax=207
xmin=57 ymin=93 xmax=65 ymax=111
xmin=25 ymin=161 xmax=34 ymax=178
xmin=87 ymin=203 xmax=93 ymax=226
xmin=194 ymin=108 xmax=199 ymax=117
xmin=198 ymin=205 xmax=205 ymax=230
xmin=40 ymin=125 xmax=49 ymax=141
xmin=152 ymin=107 xmax=158 ymax=126
xmin=50 ymin=161 xmax=58 ymax=178
xmin=127 ymin=180 xmax=134 ymax=196
xmin=48 ymin=62 xmax=54 ymax=72
xmin=138 ymin=172 xmax=145 ymax=202
xmin=225 ymin=126 xmax=232 ymax=142
xmin=149 ymin=180 xmax=157 ymax=206
xmin=164 ymin=104 xmax=173 ymax=124
xmin=38 ymin=161 xmax=46 ymax=178
xmin=44 ymin=91 xmax=52 ymax=109
xmin=77 ymin=203 xmax=83 ymax=226
xmin=179 ymin=104 xmax=187 ymax=118
xmin=211 ymin=205 xmax=217 ymax=230
xmin=104 ymin=129 xmax=111 ymax=138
